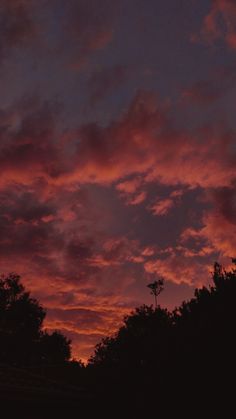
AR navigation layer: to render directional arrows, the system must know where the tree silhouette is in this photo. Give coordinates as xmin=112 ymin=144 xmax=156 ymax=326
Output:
xmin=88 ymin=260 xmax=236 ymax=414
xmin=40 ymin=330 xmax=71 ymax=364
xmin=0 ymin=273 xmax=71 ymax=367
xmin=147 ymin=278 xmax=164 ymax=308
xmin=1 ymin=261 xmax=236 ymax=414
xmin=89 ymin=304 xmax=172 ymax=369
xmin=0 ymin=273 xmax=46 ymax=365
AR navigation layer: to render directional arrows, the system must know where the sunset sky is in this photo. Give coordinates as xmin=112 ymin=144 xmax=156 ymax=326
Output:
xmin=0 ymin=0 xmax=236 ymax=361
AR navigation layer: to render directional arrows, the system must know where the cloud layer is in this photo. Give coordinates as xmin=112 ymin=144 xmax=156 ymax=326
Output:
xmin=0 ymin=0 xmax=236 ymax=361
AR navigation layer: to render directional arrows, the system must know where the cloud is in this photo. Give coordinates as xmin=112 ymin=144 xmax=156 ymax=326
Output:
xmin=116 ymin=178 xmax=142 ymax=194
xmin=45 ymin=306 xmax=129 ymax=360
xmin=1 ymin=0 xmax=236 ymax=365
xmin=0 ymin=0 xmax=37 ymax=62
xmin=195 ymin=212 xmax=236 ymax=258
xmin=149 ymin=190 xmax=183 ymax=216
xmin=144 ymin=246 xmax=214 ymax=287
xmin=181 ymin=80 xmax=222 ymax=105
xmin=184 ymin=185 xmax=236 ymax=259
xmin=2 ymin=91 xmax=235 ymax=192
xmin=181 ymin=61 xmax=236 ymax=106
xmin=71 ymin=91 xmax=236 ymax=190
xmin=87 ymin=65 xmax=128 ymax=105
xmin=116 ymin=177 xmax=147 ymax=205
xmin=1 ymin=88 xmax=236 ymax=360
xmin=67 ymin=0 xmax=116 ymax=69
xmin=195 ymin=0 xmax=236 ymax=50
xmin=174 ymin=184 xmax=236 ymax=273
xmin=149 ymin=198 xmax=175 ymax=216
xmin=0 ymin=100 xmax=69 ymax=188
xmin=128 ymin=191 xmax=147 ymax=205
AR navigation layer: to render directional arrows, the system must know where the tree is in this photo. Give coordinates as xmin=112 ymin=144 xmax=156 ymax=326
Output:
xmin=0 ymin=273 xmax=71 ymax=366
xmin=90 ymin=260 xmax=236 ymax=384
xmin=172 ymin=259 xmax=236 ymax=385
xmin=89 ymin=304 xmax=172 ymax=369
xmin=0 ymin=273 xmax=45 ymax=365
xmin=40 ymin=330 xmax=71 ymax=364
xmin=147 ymin=278 xmax=164 ymax=308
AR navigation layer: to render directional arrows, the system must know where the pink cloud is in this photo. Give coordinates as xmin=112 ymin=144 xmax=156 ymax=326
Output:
xmin=128 ymin=191 xmax=147 ymax=205
xmin=149 ymin=190 xmax=183 ymax=216
xmin=144 ymin=248 xmax=213 ymax=287
xmin=194 ymin=211 xmax=236 ymax=258
xmin=180 ymin=185 xmax=236 ymax=259
xmin=116 ymin=177 xmax=146 ymax=205
xmin=196 ymin=0 xmax=236 ymax=50
xmin=116 ymin=178 xmax=142 ymax=194
xmin=149 ymin=198 xmax=174 ymax=216
xmin=2 ymin=92 xmax=235 ymax=194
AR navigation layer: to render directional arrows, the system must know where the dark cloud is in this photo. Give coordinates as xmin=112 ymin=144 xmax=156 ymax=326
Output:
xmin=196 ymin=0 xmax=236 ymax=49
xmin=212 ymin=185 xmax=236 ymax=225
xmin=181 ymin=62 xmax=236 ymax=105
xmin=65 ymin=0 xmax=117 ymax=69
xmin=0 ymin=101 xmax=70 ymax=185
xmin=0 ymin=188 xmax=55 ymax=223
xmin=182 ymin=80 xmax=222 ymax=105
xmin=0 ymin=0 xmax=37 ymax=62
xmin=87 ymin=65 xmax=128 ymax=105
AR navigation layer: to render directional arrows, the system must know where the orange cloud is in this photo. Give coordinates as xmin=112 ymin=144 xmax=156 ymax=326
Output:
xmin=116 ymin=177 xmax=147 ymax=205
xmin=116 ymin=178 xmax=142 ymax=194
xmin=149 ymin=198 xmax=174 ymax=216
xmin=195 ymin=212 xmax=236 ymax=258
xmin=148 ymin=190 xmax=183 ymax=216
xmin=144 ymin=248 xmax=213 ymax=287
xmin=180 ymin=185 xmax=236 ymax=259
xmin=1 ymin=92 xmax=235 ymax=193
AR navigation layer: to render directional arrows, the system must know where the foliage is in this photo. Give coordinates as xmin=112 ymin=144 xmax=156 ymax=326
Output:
xmin=87 ymin=260 xmax=236 ymax=413
xmin=147 ymin=278 xmax=164 ymax=307
xmin=1 ymin=261 xmax=236 ymax=412
xmin=0 ymin=273 xmax=71 ymax=367
xmin=40 ymin=331 xmax=71 ymax=364
xmin=90 ymin=260 xmax=236 ymax=380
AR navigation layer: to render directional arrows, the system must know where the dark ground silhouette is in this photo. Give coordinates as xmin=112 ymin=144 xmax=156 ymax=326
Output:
xmin=0 ymin=262 xmax=236 ymax=417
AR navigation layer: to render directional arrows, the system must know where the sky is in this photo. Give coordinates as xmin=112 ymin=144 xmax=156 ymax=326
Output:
xmin=0 ymin=0 xmax=236 ymax=361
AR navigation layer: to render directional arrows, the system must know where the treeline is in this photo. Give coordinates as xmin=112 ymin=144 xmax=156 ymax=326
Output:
xmin=0 ymin=273 xmax=72 ymax=367
xmin=1 ymin=262 xmax=235 ymax=413
xmin=87 ymin=261 xmax=236 ymax=412
xmin=90 ymin=262 xmax=236 ymax=369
